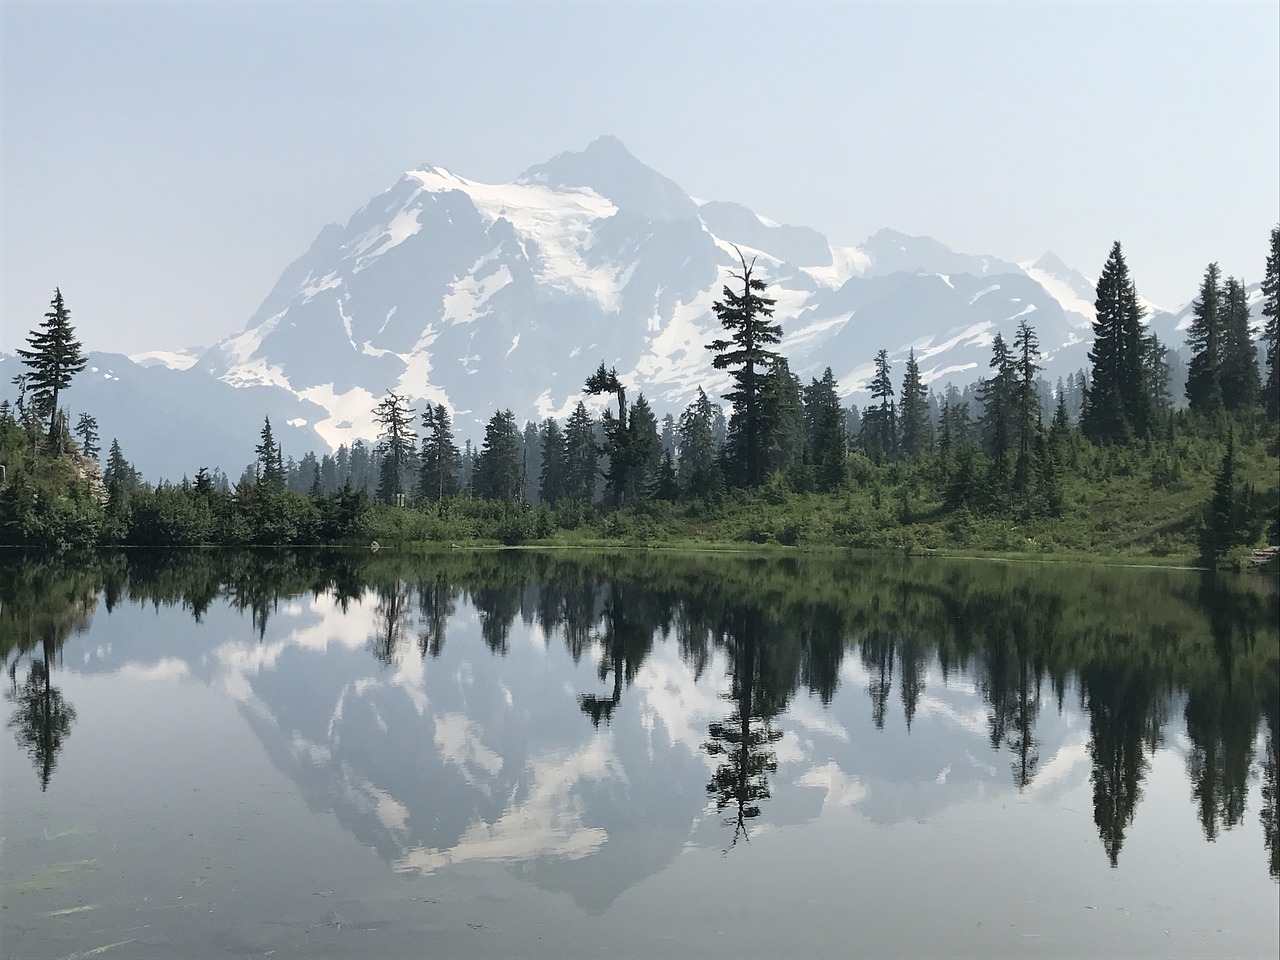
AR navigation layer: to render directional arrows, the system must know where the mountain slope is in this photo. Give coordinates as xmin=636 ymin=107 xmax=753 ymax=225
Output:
xmin=199 ymin=138 xmax=1128 ymax=449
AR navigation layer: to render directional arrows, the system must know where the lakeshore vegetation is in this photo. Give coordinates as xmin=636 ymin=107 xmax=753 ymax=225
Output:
xmin=3 ymin=233 xmax=1279 ymax=566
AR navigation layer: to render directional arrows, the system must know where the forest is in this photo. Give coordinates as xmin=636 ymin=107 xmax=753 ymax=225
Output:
xmin=3 ymin=231 xmax=1278 ymax=566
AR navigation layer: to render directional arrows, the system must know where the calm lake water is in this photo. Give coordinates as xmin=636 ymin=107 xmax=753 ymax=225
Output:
xmin=2 ymin=549 xmax=1277 ymax=959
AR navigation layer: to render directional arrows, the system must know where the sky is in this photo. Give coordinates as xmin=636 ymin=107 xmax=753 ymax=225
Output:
xmin=2 ymin=0 xmax=1277 ymax=356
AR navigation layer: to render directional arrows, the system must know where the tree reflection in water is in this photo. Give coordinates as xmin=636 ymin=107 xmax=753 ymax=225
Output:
xmin=7 ymin=637 xmax=76 ymax=791
xmin=2 ymin=548 xmax=1276 ymax=877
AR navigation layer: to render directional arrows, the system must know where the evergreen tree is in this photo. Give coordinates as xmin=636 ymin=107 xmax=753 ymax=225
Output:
xmin=659 ymin=414 xmax=677 ymax=457
xmin=859 ymin=349 xmax=896 ymax=463
xmin=472 ymin=410 xmax=522 ymax=501
xmin=1201 ymin=433 xmax=1245 ymax=563
xmin=1185 ymin=262 xmax=1225 ymax=417
xmin=348 ymin=440 xmax=372 ymax=493
xmin=1143 ymin=332 xmax=1172 ymax=419
xmin=562 ymin=401 xmax=599 ymax=502
xmin=255 ymin=417 xmax=285 ymax=491
xmin=978 ymin=333 xmax=1015 ymax=470
xmin=1012 ymin=319 xmax=1043 ymax=496
xmin=373 ymin=392 xmax=416 ymax=503
xmin=417 ymin=403 xmax=461 ymax=502
xmin=74 ymin=412 xmax=99 ymax=460
xmin=624 ymin=395 xmax=661 ymax=502
xmin=1261 ymin=225 xmax=1280 ymax=420
xmin=538 ymin=417 xmax=567 ymax=505
xmin=651 ymin=450 xmax=679 ymax=501
xmin=706 ymin=248 xmax=781 ymax=486
xmin=15 ymin=288 xmax=87 ymax=443
xmin=755 ymin=357 xmax=804 ymax=478
xmin=585 ymin=363 xmax=633 ymax=505
xmin=678 ymin=388 xmax=719 ymax=498
xmin=804 ymin=367 xmax=848 ymax=492
xmin=898 ymin=351 xmax=932 ymax=459
xmin=1082 ymin=242 xmax=1151 ymax=442
xmin=103 ymin=438 xmax=138 ymax=503
xmin=521 ymin=421 xmax=542 ymax=506
xmin=1219 ymin=276 xmax=1260 ymax=413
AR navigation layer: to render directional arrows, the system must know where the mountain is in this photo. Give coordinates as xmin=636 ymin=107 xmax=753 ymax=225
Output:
xmin=0 ymin=137 xmax=1223 ymax=479
xmin=195 ymin=136 xmax=1118 ymax=449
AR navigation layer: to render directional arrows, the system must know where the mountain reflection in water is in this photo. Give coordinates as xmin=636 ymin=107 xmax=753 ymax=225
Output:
xmin=3 ymin=548 xmax=1277 ymax=922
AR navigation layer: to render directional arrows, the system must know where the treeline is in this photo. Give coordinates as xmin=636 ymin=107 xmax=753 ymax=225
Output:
xmin=3 ymin=233 xmax=1279 ymax=560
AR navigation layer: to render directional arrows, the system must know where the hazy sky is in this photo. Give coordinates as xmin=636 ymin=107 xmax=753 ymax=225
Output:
xmin=2 ymin=0 xmax=1277 ymax=355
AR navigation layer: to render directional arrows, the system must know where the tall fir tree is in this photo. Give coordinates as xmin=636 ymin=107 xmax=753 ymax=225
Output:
xmin=16 ymin=288 xmax=87 ymax=442
xmin=1185 ymin=262 xmax=1225 ymax=417
xmin=74 ymin=412 xmax=99 ymax=460
xmin=562 ymin=401 xmax=599 ymax=502
xmin=897 ymin=351 xmax=932 ymax=459
xmin=859 ymin=349 xmax=896 ymax=463
xmin=538 ymin=417 xmax=567 ymax=504
xmin=623 ymin=395 xmax=662 ymax=502
xmin=1143 ymin=332 xmax=1172 ymax=418
xmin=417 ymin=403 xmax=461 ymax=502
xmin=804 ymin=367 xmax=848 ymax=492
xmin=1012 ymin=319 xmax=1043 ymax=495
xmin=677 ymin=388 xmax=719 ymax=498
xmin=255 ymin=417 xmax=285 ymax=491
xmin=978 ymin=333 xmax=1015 ymax=468
xmin=1082 ymin=242 xmax=1151 ymax=442
xmin=1261 ymin=225 xmax=1280 ymax=420
xmin=1219 ymin=276 xmax=1260 ymax=413
xmin=706 ymin=248 xmax=781 ymax=486
xmin=754 ymin=357 xmax=804 ymax=479
xmin=472 ymin=410 xmax=522 ymax=501
xmin=103 ymin=438 xmax=135 ymax=497
xmin=585 ymin=363 xmax=633 ymax=505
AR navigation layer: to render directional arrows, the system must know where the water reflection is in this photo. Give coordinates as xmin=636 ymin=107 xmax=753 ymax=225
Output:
xmin=3 ymin=548 xmax=1277 ymax=892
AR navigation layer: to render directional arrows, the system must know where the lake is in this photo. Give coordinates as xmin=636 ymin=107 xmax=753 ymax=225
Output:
xmin=2 ymin=549 xmax=1277 ymax=959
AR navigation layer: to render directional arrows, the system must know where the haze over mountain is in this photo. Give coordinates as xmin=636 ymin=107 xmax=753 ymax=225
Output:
xmin=0 ymin=137 xmax=1230 ymax=480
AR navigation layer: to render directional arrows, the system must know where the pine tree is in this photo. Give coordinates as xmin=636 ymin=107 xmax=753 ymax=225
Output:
xmin=373 ymin=392 xmax=416 ymax=503
xmin=418 ymin=403 xmax=461 ymax=502
xmin=651 ymin=451 xmax=679 ymax=501
xmin=472 ymin=409 xmax=522 ymax=501
xmin=1012 ymin=319 xmax=1043 ymax=495
xmin=74 ymin=412 xmax=99 ymax=460
xmin=104 ymin=438 xmax=138 ymax=503
xmin=678 ymin=388 xmax=719 ymax=498
xmin=1201 ymin=432 xmax=1244 ymax=563
xmin=585 ymin=363 xmax=632 ymax=505
xmin=805 ymin=367 xmax=848 ymax=491
xmin=898 ymin=351 xmax=932 ymax=459
xmin=623 ymin=395 xmax=661 ymax=502
xmin=859 ymin=349 xmax=896 ymax=463
xmin=706 ymin=248 xmax=781 ymax=486
xmin=755 ymin=357 xmax=804 ymax=478
xmin=1261 ymin=225 xmax=1280 ymax=420
xmin=256 ymin=417 xmax=285 ymax=491
xmin=520 ymin=421 xmax=542 ymax=506
xmin=562 ymin=402 xmax=599 ymax=502
xmin=1082 ymin=242 xmax=1151 ymax=442
xmin=1185 ymin=262 xmax=1225 ymax=417
xmin=1219 ymin=276 xmax=1260 ymax=413
xmin=15 ymin=288 xmax=87 ymax=443
xmin=1143 ymin=332 xmax=1172 ymax=418
xmin=978 ymin=333 xmax=1015 ymax=468
xmin=538 ymin=417 xmax=567 ymax=504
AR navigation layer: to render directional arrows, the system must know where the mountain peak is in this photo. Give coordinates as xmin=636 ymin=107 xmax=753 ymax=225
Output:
xmin=517 ymin=136 xmax=698 ymax=222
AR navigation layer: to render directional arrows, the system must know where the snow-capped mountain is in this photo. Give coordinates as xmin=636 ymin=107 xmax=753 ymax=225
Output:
xmin=195 ymin=136 xmax=1107 ymax=451
xmin=5 ymin=136 xmax=1236 ymax=479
